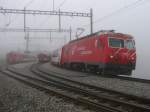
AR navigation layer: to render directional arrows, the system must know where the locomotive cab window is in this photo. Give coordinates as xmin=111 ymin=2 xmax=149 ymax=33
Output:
xmin=126 ymin=40 xmax=135 ymax=49
xmin=109 ymin=38 xmax=124 ymax=48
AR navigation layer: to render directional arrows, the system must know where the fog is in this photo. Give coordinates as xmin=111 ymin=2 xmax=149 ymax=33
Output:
xmin=0 ymin=0 xmax=150 ymax=78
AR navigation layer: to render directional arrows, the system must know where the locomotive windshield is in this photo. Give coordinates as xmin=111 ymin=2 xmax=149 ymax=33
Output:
xmin=126 ymin=40 xmax=135 ymax=49
xmin=109 ymin=38 xmax=124 ymax=48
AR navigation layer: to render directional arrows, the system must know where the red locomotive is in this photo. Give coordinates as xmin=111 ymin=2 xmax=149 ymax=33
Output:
xmin=38 ymin=53 xmax=50 ymax=63
xmin=6 ymin=52 xmax=24 ymax=64
xmin=6 ymin=52 xmax=36 ymax=64
xmin=51 ymin=30 xmax=136 ymax=75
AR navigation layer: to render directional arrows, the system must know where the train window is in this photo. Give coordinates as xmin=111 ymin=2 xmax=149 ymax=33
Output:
xmin=109 ymin=38 xmax=124 ymax=48
xmin=126 ymin=40 xmax=135 ymax=49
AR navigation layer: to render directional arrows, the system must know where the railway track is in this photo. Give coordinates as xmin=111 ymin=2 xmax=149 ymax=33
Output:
xmin=114 ymin=75 xmax=150 ymax=84
xmin=48 ymin=64 xmax=150 ymax=84
xmin=1 ymin=63 xmax=150 ymax=112
xmin=94 ymin=73 xmax=150 ymax=84
xmin=28 ymin=64 xmax=150 ymax=111
xmin=0 ymin=69 xmax=106 ymax=112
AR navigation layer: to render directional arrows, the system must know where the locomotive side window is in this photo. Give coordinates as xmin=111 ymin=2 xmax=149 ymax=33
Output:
xmin=109 ymin=38 xmax=124 ymax=48
xmin=126 ymin=40 xmax=135 ymax=49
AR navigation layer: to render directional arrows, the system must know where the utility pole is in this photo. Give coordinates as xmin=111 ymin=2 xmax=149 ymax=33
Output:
xmin=59 ymin=9 xmax=61 ymax=31
xmin=53 ymin=0 xmax=55 ymax=11
xmin=24 ymin=7 xmax=26 ymax=32
xmin=49 ymin=31 xmax=52 ymax=42
xmin=24 ymin=7 xmax=29 ymax=53
xmin=25 ymin=31 xmax=30 ymax=53
xmin=90 ymin=8 xmax=93 ymax=34
xmin=69 ymin=26 xmax=72 ymax=41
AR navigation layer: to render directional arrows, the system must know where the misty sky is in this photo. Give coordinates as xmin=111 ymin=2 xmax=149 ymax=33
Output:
xmin=0 ymin=0 xmax=150 ymax=78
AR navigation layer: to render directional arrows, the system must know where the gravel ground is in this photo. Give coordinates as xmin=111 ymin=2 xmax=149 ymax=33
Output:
xmin=0 ymin=71 xmax=93 ymax=112
xmin=42 ymin=63 xmax=150 ymax=99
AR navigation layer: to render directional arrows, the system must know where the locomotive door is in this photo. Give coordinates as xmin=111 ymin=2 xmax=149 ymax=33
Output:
xmin=98 ymin=37 xmax=105 ymax=62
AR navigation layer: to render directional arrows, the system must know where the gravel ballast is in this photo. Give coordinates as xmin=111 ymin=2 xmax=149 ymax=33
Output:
xmin=0 ymin=72 xmax=92 ymax=112
xmin=42 ymin=63 xmax=150 ymax=99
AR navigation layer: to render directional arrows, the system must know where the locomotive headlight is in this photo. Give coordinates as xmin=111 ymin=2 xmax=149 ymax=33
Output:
xmin=110 ymin=55 xmax=114 ymax=59
xmin=131 ymin=57 xmax=134 ymax=60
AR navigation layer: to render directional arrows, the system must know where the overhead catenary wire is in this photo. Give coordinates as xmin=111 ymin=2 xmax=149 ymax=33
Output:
xmin=94 ymin=0 xmax=147 ymax=24
xmin=56 ymin=0 xmax=67 ymax=10
xmin=82 ymin=0 xmax=148 ymax=27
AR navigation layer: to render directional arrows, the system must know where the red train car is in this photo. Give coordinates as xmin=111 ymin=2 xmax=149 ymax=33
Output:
xmin=38 ymin=53 xmax=49 ymax=63
xmin=6 ymin=52 xmax=24 ymax=64
xmin=52 ymin=30 xmax=136 ymax=75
